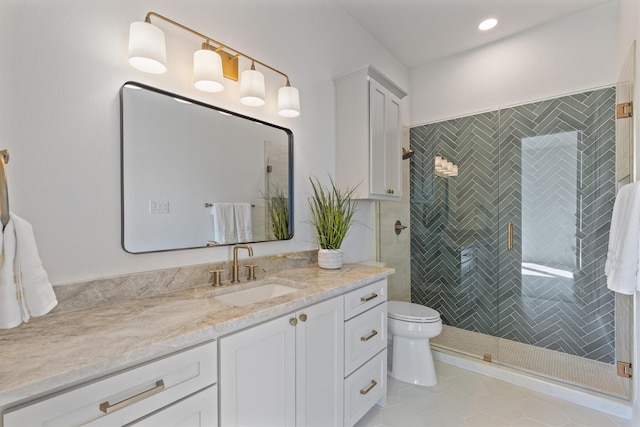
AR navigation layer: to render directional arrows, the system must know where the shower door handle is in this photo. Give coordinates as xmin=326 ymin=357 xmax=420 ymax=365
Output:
xmin=507 ymin=222 xmax=513 ymax=251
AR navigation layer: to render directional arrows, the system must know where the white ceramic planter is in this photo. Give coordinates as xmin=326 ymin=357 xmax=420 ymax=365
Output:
xmin=318 ymin=249 xmax=343 ymax=269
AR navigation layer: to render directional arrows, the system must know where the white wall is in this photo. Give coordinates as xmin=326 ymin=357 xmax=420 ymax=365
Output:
xmin=410 ymin=2 xmax=618 ymax=126
xmin=0 ymin=0 xmax=409 ymax=284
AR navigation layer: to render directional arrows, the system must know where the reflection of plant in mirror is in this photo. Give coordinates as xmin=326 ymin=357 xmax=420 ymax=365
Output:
xmin=308 ymin=176 xmax=359 ymax=250
xmin=263 ymin=186 xmax=289 ymax=240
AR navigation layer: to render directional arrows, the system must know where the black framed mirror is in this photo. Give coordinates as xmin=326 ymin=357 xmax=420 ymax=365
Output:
xmin=121 ymin=82 xmax=293 ymax=253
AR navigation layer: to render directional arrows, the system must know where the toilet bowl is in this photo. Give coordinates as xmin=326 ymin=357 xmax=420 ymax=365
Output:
xmin=387 ymin=301 xmax=442 ymax=386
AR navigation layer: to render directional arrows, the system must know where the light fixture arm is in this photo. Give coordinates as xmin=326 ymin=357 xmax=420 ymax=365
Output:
xmin=144 ymin=12 xmax=292 ymax=86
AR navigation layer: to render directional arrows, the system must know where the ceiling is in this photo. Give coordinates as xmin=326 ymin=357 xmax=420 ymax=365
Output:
xmin=335 ymin=0 xmax=616 ymax=69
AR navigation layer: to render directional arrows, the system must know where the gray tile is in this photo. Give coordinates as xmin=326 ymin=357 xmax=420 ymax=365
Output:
xmin=410 ymin=88 xmax=616 ymax=363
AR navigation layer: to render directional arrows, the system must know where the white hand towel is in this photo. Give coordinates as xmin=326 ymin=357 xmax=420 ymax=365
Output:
xmin=12 ymin=213 xmax=58 ymax=318
xmin=604 ymin=182 xmax=640 ymax=294
xmin=0 ymin=220 xmax=22 ymax=329
xmin=211 ymin=203 xmax=236 ymax=245
xmin=234 ymin=203 xmax=253 ymax=243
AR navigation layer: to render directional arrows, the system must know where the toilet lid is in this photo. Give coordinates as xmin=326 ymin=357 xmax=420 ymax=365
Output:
xmin=388 ymin=301 xmax=440 ymax=322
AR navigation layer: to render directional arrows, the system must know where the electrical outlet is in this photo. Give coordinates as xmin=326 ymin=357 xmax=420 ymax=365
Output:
xmin=149 ymin=200 xmax=170 ymax=214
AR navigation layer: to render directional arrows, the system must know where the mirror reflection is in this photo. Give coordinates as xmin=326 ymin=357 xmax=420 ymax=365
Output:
xmin=121 ymin=82 xmax=293 ymax=253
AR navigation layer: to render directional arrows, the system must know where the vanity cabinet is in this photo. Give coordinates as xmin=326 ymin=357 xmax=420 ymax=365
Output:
xmin=219 ymin=296 xmax=344 ymax=426
xmin=3 ymin=341 xmax=217 ymax=427
xmin=334 ymin=65 xmax=407 ymax=201
xmin=342 ymin=279 xmax=388 ymax=426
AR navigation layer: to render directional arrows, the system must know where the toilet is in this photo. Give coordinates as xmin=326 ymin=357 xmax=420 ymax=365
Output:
xmin=387 ymin=301 xmax=442 ymax=386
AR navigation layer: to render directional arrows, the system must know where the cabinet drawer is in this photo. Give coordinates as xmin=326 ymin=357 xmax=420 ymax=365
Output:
xmin=344 ymin=279 xmax=387 ymax=320
xmin=131 ymin=386 xmax=217 ymax=427
xmin=4 ymin=341 xmax=217 ymax=427
xmin=344 ymin=302 xmax=387 ymax=376
xmin=344 ymin=349 xmax=386 ymax=427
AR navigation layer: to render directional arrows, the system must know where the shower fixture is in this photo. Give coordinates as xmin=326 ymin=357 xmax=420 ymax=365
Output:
xmin=402 ymin=147 xmax=414 ymax=160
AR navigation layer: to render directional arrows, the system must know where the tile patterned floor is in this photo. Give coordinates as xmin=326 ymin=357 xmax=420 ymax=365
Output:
xmin=431 ymin=325 xmax=628 ymax=398
xmin=355 ymin=361 xmax=631 ymax=427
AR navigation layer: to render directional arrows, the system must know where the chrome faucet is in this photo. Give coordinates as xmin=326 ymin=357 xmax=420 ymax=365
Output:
xmin=231 ymin=244 xmax=253 ymax=283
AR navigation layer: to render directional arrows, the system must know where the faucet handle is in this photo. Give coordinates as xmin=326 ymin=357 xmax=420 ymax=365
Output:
xmin=210 ymin=269 xmax=225 ymax=287
xmin=244 ymin=265 xmax=258 ymax=281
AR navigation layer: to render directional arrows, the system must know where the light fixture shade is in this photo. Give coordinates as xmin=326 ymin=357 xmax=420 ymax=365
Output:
xmin=240 ymin=68 xmax=266 ymax=106
xmin=193 ymin=49 xmax=224 ymax=92
xmin=128 ymin=21 xmax=167 ymax=74
xmin=278 ymin=86 xmax=300 ymax=117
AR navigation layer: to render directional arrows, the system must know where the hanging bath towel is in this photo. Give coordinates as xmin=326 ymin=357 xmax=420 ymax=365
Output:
xmin=0 ymin=219 xmax=22 ymax=328
xmin=0 ymin=213 xmax=57 ymax=329
xmin=210 ymin=203 xmax=236 ymax=245
xmin=604 ymin=182 xmax=640 ymax=294
xmin=13 ymin=213 xmax=58 ymax=318
xmin=234 ymin=203 xmax=253 ymax=243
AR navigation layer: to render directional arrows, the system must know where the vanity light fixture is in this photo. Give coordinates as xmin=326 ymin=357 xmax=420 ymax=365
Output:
xmin=128 ymin=12 xmax=300 ymax=117
xmin=240 ymin=60 xmax=266 ymax=106
xmin=193 ymin=46 xmax=224 ymax=93
xmin=128 ymin=21 xmax=167 ymax=74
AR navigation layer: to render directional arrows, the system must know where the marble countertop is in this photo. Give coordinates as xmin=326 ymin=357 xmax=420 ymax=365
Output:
xmin=0 ymin=264 xmax=393 ymax=409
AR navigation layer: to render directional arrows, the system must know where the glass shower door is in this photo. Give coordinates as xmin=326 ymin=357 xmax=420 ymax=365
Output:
xmin=411 ymin=85 xmax=626 ymax=396
xmin=496 ymin=89 xmax=622 ymax=392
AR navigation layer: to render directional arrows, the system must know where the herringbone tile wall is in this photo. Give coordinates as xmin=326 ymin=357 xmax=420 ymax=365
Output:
xmin=410 ymin=87 xmax=617 ymax=363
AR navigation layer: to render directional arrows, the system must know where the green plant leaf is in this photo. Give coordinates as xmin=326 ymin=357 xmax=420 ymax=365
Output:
xmin=261 ymin=185 xmax=289 ymax=240
xmin=308 ymin=175 xmax=359 ymax=250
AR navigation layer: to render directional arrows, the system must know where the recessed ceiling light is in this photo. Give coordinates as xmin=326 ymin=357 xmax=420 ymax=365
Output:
xmin=478 ymin=18 xmax=498 ymax=31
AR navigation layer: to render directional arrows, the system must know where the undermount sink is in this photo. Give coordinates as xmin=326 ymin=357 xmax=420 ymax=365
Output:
xmin=213 ymin=283 xmax=299 ymax=307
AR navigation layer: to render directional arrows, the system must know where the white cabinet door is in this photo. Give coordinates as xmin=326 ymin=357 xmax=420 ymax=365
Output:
xmin=219 ymin=314 xmax=296 ymax=427
xmin=384 ymin=91 xmax=402 ymax=197
xmin=369 ymin=79 xmax=402 ymax=199
xmin=131 ymin=386 xmax=217 ymax=427
xmin=295 ymin=297 xmax=344 ymax=427
xmin=219 ymin=297 xmax=344 ymax=427
xmin=335 ymin=66 xmax=406 ymax=201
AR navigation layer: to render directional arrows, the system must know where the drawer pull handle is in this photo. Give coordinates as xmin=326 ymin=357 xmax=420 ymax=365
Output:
xmin=99 ymin=379 xmax=165 ymax=414
xmin=360 ymin=330 xmax=378 ymax=341
xmin=360 ymin=380 xmax=378 ymax=395
xmin=360 ymin=293 xmax=378 ymax=303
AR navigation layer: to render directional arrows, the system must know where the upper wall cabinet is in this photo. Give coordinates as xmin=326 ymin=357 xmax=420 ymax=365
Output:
xmin=334 ymin=66 xmax=407 ymax=200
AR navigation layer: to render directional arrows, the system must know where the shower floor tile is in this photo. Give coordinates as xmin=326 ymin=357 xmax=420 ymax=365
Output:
xmin=355 ymin=361 xmax=631 ymax=427
xmin=431 ymin=325 xmax=628 ymax=399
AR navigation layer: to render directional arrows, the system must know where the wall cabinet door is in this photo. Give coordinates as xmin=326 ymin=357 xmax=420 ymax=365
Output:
xmin=219 ymin=296 xmax=344 ymax=427
xmin=369 ymin=78 xmax=402 ymax=198
xmin=335 ymin=65 xmax=406 ymax=201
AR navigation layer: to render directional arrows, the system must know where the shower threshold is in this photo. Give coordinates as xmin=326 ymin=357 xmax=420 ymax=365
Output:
xmin=431 ymin=325 xmax=629 ymax=399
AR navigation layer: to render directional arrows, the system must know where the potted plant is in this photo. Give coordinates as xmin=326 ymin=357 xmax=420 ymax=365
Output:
xmin=308 ymin=176 xmax=359 ymax=269
xmin=262 ymin=186 xmax=290 ymax=240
